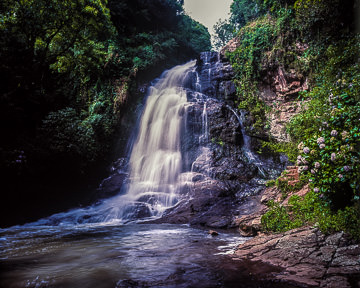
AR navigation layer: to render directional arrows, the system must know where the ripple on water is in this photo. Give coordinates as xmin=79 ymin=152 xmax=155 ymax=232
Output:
xmin=0 ymin=224 xmax=298 ymax=288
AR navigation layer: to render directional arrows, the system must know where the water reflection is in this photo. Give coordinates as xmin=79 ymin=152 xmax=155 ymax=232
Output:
xmin=1 ymin=224 xmax=249 ymax=288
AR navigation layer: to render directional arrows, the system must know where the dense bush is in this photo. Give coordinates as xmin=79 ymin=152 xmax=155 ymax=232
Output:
xmin=262 ymin=190 xmax=360 ymax=240
xmin=289 ymin=37 xmax=360 ymax=204
xmin=294 ymin=0 xmax=354 ymax=41
xmin=40 ymin=108 xmax=98 ymax=162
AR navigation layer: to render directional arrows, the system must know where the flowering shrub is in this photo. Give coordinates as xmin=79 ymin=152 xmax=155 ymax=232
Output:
xmin=296 ymin=81 xmax=360 ymax=209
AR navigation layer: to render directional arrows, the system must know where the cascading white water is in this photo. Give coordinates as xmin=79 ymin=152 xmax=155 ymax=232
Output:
xmin=126 ymin=62 xmax=194 ymax=212
xmin=200 ymin=102 xmax=209 ymax=145
xmin=96 ymin=61 xmax=197 ymax=222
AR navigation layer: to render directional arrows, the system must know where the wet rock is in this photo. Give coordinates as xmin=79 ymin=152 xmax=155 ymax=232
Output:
xmin=208 ymin=230 xmax=219 ymax=236
xmin=233 ymin=205 xmax=265 ymax=236
xmin=233 ymin=226 xmax=360 ymax=287
xmin=239 ymin=223 xmax=258 ymax=237
xmin=206 ymin=217 xmax=233 ymax=229
xmin=192 ymin=174 xmax=205 ymax=182
xmin=196 ymin=51 xmax=236 ymax=101
xmin=116 ymin=279 xmax=148 ymax=288
xmin=151 ymin=174 xmax=238 ymax=228
xmin=97 ymin=174 xmax=127 ymax=198
xmin=122 ymin=202 xmax=152 ymax=219
xmin=97 ymin=158 xmax=128 ymax=198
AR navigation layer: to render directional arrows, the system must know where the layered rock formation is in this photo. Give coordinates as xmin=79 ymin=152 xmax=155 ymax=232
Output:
xmin=259 ymin=64 xmax=308 ymax=142
xmin=233 ymin=228 xmax=360 ymax=287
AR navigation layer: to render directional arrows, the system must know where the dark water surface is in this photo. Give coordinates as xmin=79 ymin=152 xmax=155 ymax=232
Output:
xmin=0 ymin=223 xmax=297 ymax=288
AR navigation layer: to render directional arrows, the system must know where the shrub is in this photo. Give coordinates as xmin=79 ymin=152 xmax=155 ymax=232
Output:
xmin=262 ymin=191 xmax=360 ymax=240
xmin=40 ymin=108 xmax=99 ymax=163
xmin=228 ymin=16 xmax=276 ymax=134
xmin=261 ymin=200 xmax=295 ymax=232
xmin=296 ymin=79 xmax=360 ymax=210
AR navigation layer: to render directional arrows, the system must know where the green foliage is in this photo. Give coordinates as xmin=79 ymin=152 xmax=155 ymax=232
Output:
xmin=213 ymin=19 xmax=235 ymax=50
xmin=260 ymin=0 xmax=296 ymax=13
xmin=229 ymin=16 xmax=276 ymax=81
xmin=261 ymin=200 xmax=296 ymax=232
xmin=230 ymin=0 xmax=296 ymax=30
xmin=0 ymin=0 xmax=116 ymax=140
xmin=40 ymin=108 xmax=98 ymax=163
xmin=109 ymin=0 xmax=211 ymax=72
xmin=294 ymin=0 xmax=343 ymax=39
xmin=290 ymin=37 xmax=360 ymax=210
xmin=277 ymin=175 xmax=306 ymax=193
xmin=230 ymin=0 xmax=261 ymax=29
xmin=262 ymin=191 xmax=360 ymax=240
xmin=39 ymin=82 xmax=116 ymax=166
xmin=1 ymin=0 xmax=114 ymax=82
xmin=265 ymin=179 xmax=276 ymax=187
xmin=228 ymin=16 xmax=276 ymax=134
xmin=261 ymin=140 xmax=298 ymax=162
xmin=177 ymin=15 xmax=212 ymax=54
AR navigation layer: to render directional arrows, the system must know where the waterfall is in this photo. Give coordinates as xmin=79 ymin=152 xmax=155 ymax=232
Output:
xmin=125 ymin=62 xmax=194 ymax=214
xmin=200 ymin=102 xmax=209 ymax=145
xmin=226 ymin=105 xmax=266 ymax=178
xmin=34 ymin=59 xmax=213 ymax=226
xmin=75 ymin=61 xmax=198 ymax=224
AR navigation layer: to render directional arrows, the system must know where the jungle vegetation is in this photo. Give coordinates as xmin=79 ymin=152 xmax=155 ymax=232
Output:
xmin=0 ymin=0 xmax=211 ymax=225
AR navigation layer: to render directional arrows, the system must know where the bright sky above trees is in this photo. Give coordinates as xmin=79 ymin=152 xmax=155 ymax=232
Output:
xmin=183 ymin=0 xmax=232 ymax=45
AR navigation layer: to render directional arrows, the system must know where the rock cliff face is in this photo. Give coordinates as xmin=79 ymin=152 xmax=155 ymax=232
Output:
xmin=259 ymin=63 xmax=309 ymax=142
xmin=222 ymin=38 xmax=309 ymax=142
xmin=195 ymin=52 xmax=236 ymax=103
